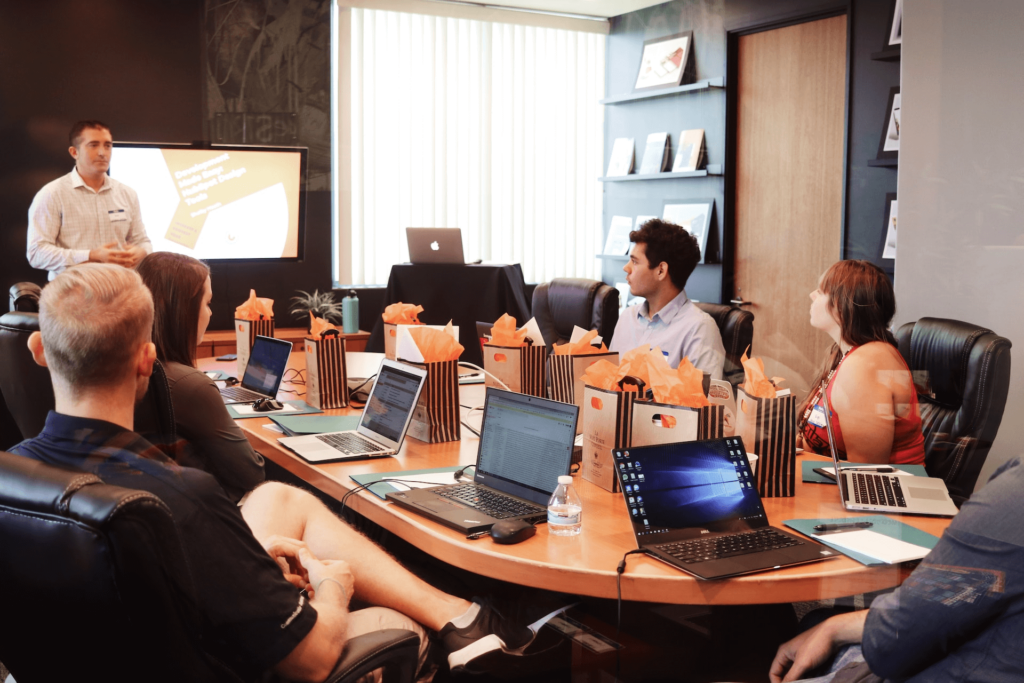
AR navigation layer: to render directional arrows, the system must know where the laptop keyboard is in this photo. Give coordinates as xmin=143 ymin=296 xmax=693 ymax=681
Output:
xmin=315 ymin=432 xmax=388 ymax=455
xmin=852 ymin=473 xmax=907 ymax=508
xmin=436 ymin=484 xmax=545 ymax=521
xmin=655 ymin=528 xmax=803 ymax=565
xmin=221 ymin=386 xmax=270 ymax=403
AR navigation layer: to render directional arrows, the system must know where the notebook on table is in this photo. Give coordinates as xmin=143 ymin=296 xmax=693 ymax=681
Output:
xmin=386 ymin=388 xmax=579 ymax=534
xmin=406 ymin=228 xmax=466 ymax=264
xmin=613 ymin=438 xmax=835 ymax=580
xmin=821 ymin=388 xmax=958 ymax=517
xmin=279 ymin=360 xmax=427 ymax=463
xmin=220 ymin=335 xmax=293 ymax=404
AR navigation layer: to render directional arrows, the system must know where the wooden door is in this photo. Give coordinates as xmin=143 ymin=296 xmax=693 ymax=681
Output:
xmin=733 ymin=15 xmax=847 ymax=398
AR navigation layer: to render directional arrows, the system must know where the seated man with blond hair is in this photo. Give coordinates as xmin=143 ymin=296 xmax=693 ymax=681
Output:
xmin=10 ymin=264 xmax=532 ymax=682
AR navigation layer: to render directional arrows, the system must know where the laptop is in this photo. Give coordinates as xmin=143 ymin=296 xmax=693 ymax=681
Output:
xmin=407 ymin=228 xmax=466 ymax=264
xmin=279 ymin=360 xmax=427 ymax=463
xmin=386 ymin=388 xmax=579 ymax=534
xmin=821 ymin=387 xmax=958 ymax=516
xmin=613 ymin=438 xmax=835 ymax=580
xmin=220 ymin=336 xmax=293 ymax=404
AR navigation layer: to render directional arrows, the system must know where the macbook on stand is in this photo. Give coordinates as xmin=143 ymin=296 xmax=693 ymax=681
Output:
xmin=407 ymin=228 xmax=466 ymax=264
xmin=220 ymin=336 xmax=293 ymax=404
xmin=821 ymin=388 xmax=958 ymax=516
xmin=280 ymin=360 xmax=427 ymax=463
xmin=387 ymin=388 xmax=579 ymax=534
xmin=614 ymin=438 xmax=835 ymax=580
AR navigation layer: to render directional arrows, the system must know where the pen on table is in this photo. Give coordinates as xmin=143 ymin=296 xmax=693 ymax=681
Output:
xmin=814 ymin=522 xmax=874 ymax=532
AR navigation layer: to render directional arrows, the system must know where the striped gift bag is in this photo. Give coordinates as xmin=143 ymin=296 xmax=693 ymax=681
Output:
xmin=549 ymin=353 xmax=619 ymax=432
xmin=483 ymin=343 xmax=548 ymax=398
xmin=235 ymin=317 xmax=275 ymax=377
xmin=736 ymin=389 xmax=797 ymax=497
xmin=405 ymin=359 xmax=461 ymax=444
xmin=304 ymin=333 xmax=349 ymax=409
xmin=581 ymin=385 xmax=637 ymax=492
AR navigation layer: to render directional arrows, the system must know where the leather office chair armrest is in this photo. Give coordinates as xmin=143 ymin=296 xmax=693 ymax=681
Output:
xmin=323 ymin=629 xmax=421 ymax=683
xmin=9 ymin=282 xmax=42 ymax=313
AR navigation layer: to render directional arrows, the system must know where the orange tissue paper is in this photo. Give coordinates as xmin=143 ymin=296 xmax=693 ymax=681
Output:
xmin=382 ymin=303 xmax=424 ymax=325
xmin=665 ymin=358 xmax=710 ymax=408
xmin=740 ymin=350 xmax=785 ymax=399
xmin=307 ymin=312 xmax=339 ymax=341
xmin=581 ymin=359 xmax=621 ymax=391
xmin=408 ymin=322 xmax=464 ymax=362
xmin=488 ymin=313 xmax=529 ymax=347
xmin=235 ymin=289 xmax=274 ymax=321
xmin=553 ymin=329 xmax=609 ymax=356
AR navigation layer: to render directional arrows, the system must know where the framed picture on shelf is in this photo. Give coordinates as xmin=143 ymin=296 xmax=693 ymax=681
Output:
xmin=886 ymin=0 xmax=903 ymax=47
xmin=876 ymin=87 xmax=900 ymax=160
xmin=662 ymin=198 xmax=714 ymax=263
xmin=633 ymin=31 xmax=695 ymax=93
xmin=880 ymin=193 xmax=898 ymax=261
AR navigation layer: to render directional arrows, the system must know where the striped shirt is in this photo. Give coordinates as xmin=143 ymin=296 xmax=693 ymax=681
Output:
xmin=26 ymin=167 xmax=153 ymax=279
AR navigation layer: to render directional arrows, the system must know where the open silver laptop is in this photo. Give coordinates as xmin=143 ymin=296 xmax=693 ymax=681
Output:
xmin=406 ymin=228 xmax=465 ymax=264
xmin=822 ymin=385 xmax=958 ymax=517
xmin=279 ymin=360 xmax=427 ymax=463
xmin=220 ymin=336 xmax=293 ymax=404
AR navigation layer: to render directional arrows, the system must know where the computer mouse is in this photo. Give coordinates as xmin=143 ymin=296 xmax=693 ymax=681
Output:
xmin=489 ymin=519 xmax=536 ymax=545
xmin=253 ymin=398 xmax=285 ymax=412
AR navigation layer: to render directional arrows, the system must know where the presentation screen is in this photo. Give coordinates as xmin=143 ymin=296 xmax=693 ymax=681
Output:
xmin=109 ymin=143 xmax=306 ymax=260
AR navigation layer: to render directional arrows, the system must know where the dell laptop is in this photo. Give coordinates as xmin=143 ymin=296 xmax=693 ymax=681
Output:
xmin=279 ymin=360 xmax=427 ymax=463
xmin=614 ymin=438 xmax=835 ymax=580
xmin=821 ymin=387 xmax=958 ymax=517
xmin=220 ymin=335 xmax=293 ymax=404
xmin=387 ymin=388 xmax=579 ymax=533
xmin=407 ymin=228 xmax=466 ymax=264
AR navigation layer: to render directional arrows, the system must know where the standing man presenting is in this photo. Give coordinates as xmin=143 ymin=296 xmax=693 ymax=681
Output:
xmin=27 ymin=120 xmax=151 ymax=280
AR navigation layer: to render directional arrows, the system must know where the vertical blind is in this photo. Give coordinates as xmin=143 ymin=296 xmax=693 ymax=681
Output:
xmin=349 ymin=8 xmax=605 ymax=285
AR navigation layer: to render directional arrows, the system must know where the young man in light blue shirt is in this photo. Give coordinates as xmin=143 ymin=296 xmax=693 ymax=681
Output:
xmin=609 ymin=219 xmax=725 ymax=380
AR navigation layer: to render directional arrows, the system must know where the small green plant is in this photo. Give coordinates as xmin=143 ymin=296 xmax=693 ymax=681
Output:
xmin=290 ymin=289 xmax=343 ymax=324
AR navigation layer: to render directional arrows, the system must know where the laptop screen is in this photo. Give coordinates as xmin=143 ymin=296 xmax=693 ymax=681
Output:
xmin=614 ymin=438 xmax=769 ymax=543
xmin=474 ymin=388 xmax=579 ymax=505
xmin=242 ymin=336 xmax=292 ymax=395
xmin=360 ymin=363 xmax=424 ymax=443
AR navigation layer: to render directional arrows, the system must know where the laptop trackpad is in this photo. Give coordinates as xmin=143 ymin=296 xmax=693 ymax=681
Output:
xmin=419 ymin=499 xmax=466 ymax=513
xmin=907 ymin=487 xmax=948 ymax=501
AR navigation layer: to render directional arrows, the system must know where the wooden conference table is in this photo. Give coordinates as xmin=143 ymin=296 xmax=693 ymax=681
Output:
xmin=199 ymin=353 xmax=952 ymax=607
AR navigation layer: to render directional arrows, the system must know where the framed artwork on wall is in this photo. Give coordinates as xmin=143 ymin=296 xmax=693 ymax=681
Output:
xmin=887 ymin=0 xmax=903 ymax=47
xmin=881 ymin=193 xmax=898 ymax=261
xmin=662 ymin=198 xmax=714 ymax=264
xmin=876 ymin=87 xmax=900 ymax=160
xmin=633 ymin=31 xmax=695 ymax=93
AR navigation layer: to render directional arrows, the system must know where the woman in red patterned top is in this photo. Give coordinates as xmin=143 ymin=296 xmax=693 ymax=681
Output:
xmin=797 ymin=260 xmax=925 ymax=465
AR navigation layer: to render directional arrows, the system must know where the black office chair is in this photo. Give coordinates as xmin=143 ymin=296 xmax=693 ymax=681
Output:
xmin=8 ymin=281 xmax=41 ymax=313
xmin=0 ymin=311 xmax=177 ymax=446
xmin=532 ymin=278 xmax=619 ymax=352
xmin=0 ymin=450 xmax=421 ymax=683
xmin=895 ymin=317 xmax=1012 ymax=506
xmin=694 ymin=302 xmax=754 ymax=390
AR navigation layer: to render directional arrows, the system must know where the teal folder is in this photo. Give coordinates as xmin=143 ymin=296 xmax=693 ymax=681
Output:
xmin=802 ymin=460 xmax=928 ymax=484
xmin=226 ymin=400 xmax=323 ymax=420
xmin=784 ymin=515 xmax=941 ymax=566
xmin=350 ymin=466 xmax=465 ymax=500
xmin=269 ymin=414 xmax=361 ymax=436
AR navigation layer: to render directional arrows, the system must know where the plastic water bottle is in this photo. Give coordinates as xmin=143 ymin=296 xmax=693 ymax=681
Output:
xmin=342 ymin=289 xmax=359 ymax=334
xmin=547 ymin=475 xmax=582 ymax=536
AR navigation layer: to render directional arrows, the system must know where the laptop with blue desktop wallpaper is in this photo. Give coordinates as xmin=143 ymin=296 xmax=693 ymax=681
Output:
xmin=614 ymin=438 xmax=834 ymax=580
xmin=220 ymin=335 xmax=292 ymax=404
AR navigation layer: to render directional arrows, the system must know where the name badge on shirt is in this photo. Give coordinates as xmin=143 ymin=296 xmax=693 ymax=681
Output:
xmin=808 ymin=404 xmax=828 ymax=428
xmin=108 ymin=209 xmax=127 ymax=222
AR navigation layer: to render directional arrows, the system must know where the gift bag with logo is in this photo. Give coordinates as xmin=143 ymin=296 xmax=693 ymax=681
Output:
xmin=482 ymin=314 xmax=548 ymax=397
xmin=305 ymin=318 xmax=349 ymax=409
xmin=735 ymin=352 xmax=795 ymax=497
xmin=581 ymin=385 xmax=637 ymax=492
xmin=382 ymin=303 xmax=424 ymax=361
xmin=399 ymin=324 xmax=463 ymax=444
xmin=234 ymin=289 xmax=275 ymax=377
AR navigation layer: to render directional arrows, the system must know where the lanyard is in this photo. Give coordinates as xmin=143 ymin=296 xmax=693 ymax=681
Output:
xmin=799 ymin=349 xmax=851 ymax=429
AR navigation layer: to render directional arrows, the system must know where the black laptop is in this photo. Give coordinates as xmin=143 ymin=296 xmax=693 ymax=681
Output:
xmin=386 ymin=388 xmax=579 ymax=534
xmin=220 ymin=335 xmax=293 ymax=404
xmin=614 ymin=438 xmax=836 ymax=580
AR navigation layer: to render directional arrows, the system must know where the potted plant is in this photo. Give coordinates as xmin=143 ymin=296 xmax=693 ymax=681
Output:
xmin=290 ymin=289 xmax=343 ymax=329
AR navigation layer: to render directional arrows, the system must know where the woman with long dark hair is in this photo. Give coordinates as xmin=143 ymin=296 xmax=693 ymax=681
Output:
xmin=137 ymin=252 xmax=264 ymax=501
xmin=798 ymin=260 xmax=924 ymax=465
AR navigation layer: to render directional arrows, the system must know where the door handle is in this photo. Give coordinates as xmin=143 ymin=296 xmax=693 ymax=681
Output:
xmin=730 ymin=299 xmax=753 ymax=306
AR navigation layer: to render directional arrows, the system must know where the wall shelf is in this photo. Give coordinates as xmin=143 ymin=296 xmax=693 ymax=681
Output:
xmin=870 ymin=48 xmax=901 ymax=61
xmin=597 ymin=253 xmax=629 ymax=261
xmin=599 ymin=77 xmax=725 ymax=105
xmin=868 ymin=158 xmax=898 ymax=167
xmin=599 ymin=164 xmax=723 ymax=182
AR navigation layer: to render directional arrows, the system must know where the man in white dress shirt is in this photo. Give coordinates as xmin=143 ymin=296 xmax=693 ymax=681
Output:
xmin=609 ymin=218 xmax=726 ymax=380
xmin=26 ymin=120 xmax=152 ymax=280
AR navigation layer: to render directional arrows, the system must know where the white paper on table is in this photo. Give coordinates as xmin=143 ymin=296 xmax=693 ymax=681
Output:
xmin=814 ymin=529 xmax=930 ymax=564
xmin=395 ymin=323 xmax=459 ymax=363
xmin=824 ymin=466 xmax=916 ymax=477
xmin=383 ymin=472 xmax=460 ymax=490
xmin=232 ymin=403 xmax=301 ymax=416
xmin=569 ymin=325 xmax=602 ymax=346
xmin=519 ymin=317 xmax=546 ymax=347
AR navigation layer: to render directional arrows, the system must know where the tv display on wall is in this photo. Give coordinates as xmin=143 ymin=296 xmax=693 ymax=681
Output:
xmin=109 ymin=143 xmax=307 ymax=261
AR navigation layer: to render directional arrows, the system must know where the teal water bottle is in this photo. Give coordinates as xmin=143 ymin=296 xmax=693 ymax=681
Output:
xmin=342 ymin=289 xmax=359 ymax=334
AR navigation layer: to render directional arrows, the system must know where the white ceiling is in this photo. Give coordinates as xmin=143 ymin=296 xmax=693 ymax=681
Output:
xmin=462 ymin=0 xmax=667 ymax=19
